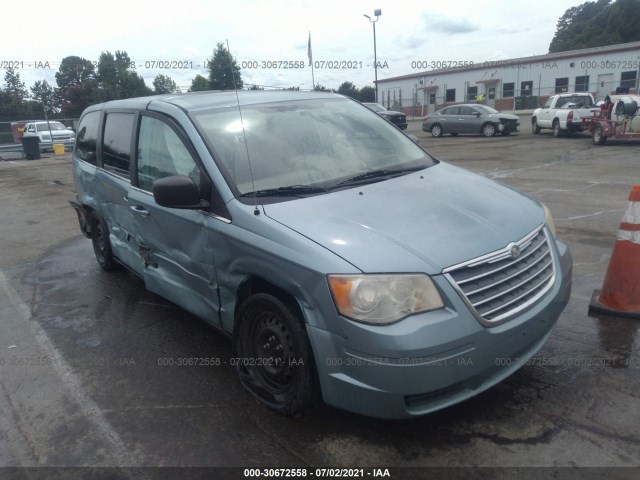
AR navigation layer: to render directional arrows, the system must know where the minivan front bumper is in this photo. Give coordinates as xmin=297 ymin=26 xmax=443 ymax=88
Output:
xmin=307 ymin=239 xmax=572 ymax=419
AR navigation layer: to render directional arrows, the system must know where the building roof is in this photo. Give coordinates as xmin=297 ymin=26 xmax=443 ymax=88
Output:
xmin=377 ymin=41 xmax=640 ymax=84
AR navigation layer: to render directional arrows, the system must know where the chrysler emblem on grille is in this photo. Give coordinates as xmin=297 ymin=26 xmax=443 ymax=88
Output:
xmin=509 ymin=243 xmax=521 ymax=259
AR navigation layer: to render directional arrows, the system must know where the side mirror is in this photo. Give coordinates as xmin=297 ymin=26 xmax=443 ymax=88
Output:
xmin=153 ymin=175 xmax=204 ymax=209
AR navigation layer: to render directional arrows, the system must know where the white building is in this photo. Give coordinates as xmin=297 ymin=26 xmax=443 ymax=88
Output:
xmin=377 ymin=41 xmax=640 ymax=115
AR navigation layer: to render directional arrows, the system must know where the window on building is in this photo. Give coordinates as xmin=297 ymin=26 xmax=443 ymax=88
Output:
xmin=503 ymin=83 xmax=515 ymax=98
xmin=555 ymin=78 xmax=569 ymax=93
xmin=429 ymin=93 xmax=436 ymax=105
xmin=620 ymin=71 xmax=638 ymax=89
xmin=466 ymin=86 xmax=478 ymax=102
xmin=520 ymin=81 xmax=533 ymax=96
xmin=102 ymin=113 xmax=134 ymax=179
xmin=446 ymin=88 xmax=456 ymax=102
xmin=575 ymin=75 xmax=590 ymax=92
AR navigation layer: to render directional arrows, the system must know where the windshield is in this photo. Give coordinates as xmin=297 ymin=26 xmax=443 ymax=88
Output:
xmin=474 ymin=105 xmax=499 ymax=114
xmin=191 ymin=98 xmax=434 ymax=198
xmin=36 ymin=122 xmax=67 ymax=131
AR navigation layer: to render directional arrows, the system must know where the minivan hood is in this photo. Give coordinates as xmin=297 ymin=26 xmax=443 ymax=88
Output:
xmin=262 ymin=162 xmax=544 ymax=274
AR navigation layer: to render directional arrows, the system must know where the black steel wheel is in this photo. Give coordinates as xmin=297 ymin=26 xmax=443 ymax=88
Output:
xmin=90 ymin=213 xmax=118 ymax=270
xmin=233 ymin=293 xmax=318 ymax=414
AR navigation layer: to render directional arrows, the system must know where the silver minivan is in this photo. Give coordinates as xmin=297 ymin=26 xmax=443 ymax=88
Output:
xmin=71 ymin=91 xmax=572 ymax=419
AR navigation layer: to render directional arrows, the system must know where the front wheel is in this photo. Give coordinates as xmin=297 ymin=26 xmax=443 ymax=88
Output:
xmin=531 ymin=119 xmax=541 ymax=134
xmin=430 ymin=124 xmax=443 ymax=137
xmin=233 ymin=293 xmax=318 ymax=414
xmin=481 ymin=123 xmax=496 ymax=137
xmin=593 ymin=126 xmax=607 ymax=145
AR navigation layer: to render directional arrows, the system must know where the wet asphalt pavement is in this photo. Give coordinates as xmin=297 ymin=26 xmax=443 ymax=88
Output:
xmin=0 ymin=119 xmax=639 ymax=479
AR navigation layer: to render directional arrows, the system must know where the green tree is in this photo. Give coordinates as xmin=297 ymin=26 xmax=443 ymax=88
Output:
xmin=189 ymin=74 xmax=210 ymax=92
xmin=153 ymin=74 xmax=180 ymax=94
xmin=247 ymin=84 xmax=264 ymax=90
xmin=55 ymin=56 xmax=97 ymax=115
xmin=97 ymin=50 xmax=151 ymax=100
xmin=56 ymin=56 xmax=96 ymax=89
xmin=549 ymin=0 xmax=640 ymax=52
xmin=60 ymin=80 xmax=102 ymax=117
xmin=30 ymin=80 xmax=59 ymax=113
xmin=358 ymin=85 xmax=376 ymax=102
xmin=3 ymin=67 xmax=28 ymax=103
xmin=313 ymin=84 xmax=334 ymax=92
xmin=208 ymin=42 xmax=243 ymax=90
xmin=0 ymin=67 xmax=38 ymax=120
xmin=337 ymin=81 xmax=359 ymax=99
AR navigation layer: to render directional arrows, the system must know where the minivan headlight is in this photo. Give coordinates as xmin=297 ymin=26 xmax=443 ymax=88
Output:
xmin=542 ymin=203 xmax=557 ymax=238
xmin=328 ymin=274 xmax=444 ymax=324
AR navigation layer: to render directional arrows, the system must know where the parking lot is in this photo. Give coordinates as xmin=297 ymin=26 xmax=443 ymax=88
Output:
xmin=0 ymin=115 xmax=639 ymax=478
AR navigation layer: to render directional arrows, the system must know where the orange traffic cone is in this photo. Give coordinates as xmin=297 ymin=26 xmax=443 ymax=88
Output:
xmin=589 ymin=185 xmax=640 ymax=318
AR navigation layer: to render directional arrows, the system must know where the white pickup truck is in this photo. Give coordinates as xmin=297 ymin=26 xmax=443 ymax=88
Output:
xmin=531 ymin=93 xmax=599 ymax=137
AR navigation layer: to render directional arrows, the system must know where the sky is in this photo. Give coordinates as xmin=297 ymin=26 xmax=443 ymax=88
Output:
xmin=2 ymin=0 xmax=586 ymax=93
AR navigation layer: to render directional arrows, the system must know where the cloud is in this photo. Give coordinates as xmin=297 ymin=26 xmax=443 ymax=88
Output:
xmin=420 ymin=13 xmax=479 ymax=34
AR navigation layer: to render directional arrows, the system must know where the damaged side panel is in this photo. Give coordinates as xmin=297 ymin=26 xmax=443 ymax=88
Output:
xmin=126 ymin=187 xmax=221 ymax=328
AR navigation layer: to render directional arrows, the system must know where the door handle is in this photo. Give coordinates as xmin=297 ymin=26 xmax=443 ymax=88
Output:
xmin=130 ymin=205 xmax=150 ymax=217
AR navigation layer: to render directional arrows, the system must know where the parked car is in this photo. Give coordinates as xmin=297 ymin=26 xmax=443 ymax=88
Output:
xmin=531 ymin=93 xmax=598 ymax=137
xmin=22 ymin=121 xmax=75 ymax=150
xmin=422 ymin=104 xmax=520 ymax=137
xmin=363 ymin=102 xmax=408 ymax=130
xmin=71 ymin=91 xmax=571 ymax=419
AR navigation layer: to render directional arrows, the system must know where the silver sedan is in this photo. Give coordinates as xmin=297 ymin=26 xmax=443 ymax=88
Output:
xmin=422 ymin=104 xmax=520 ymax=137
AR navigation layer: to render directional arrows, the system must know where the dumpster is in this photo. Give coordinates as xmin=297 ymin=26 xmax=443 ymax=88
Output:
xmin=21 ymin=136 xmax=41 ymax=160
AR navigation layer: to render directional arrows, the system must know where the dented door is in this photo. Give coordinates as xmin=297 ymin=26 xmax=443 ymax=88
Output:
xmin=126 ymin=114 xmax=220 ymax=326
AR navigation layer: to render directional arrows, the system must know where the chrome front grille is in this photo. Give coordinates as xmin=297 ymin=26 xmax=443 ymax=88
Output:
xmin=443 ymin=225 xmax=555 ymax=325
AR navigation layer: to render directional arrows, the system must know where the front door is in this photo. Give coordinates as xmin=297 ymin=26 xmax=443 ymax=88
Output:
xmin=126 ymin=113 xmax=220 ymax=326
xmin=597 ymin=74 xmax=614 ymax=101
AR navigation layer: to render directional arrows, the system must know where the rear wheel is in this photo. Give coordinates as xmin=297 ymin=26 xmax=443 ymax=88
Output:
xmin=233 ymin=293 xmax=318 ymax=414
xmin=90 ymin=214 xmax=118 ymax=270
xmin=430 ymin=124 xmax=443 ymax=138
xmin=481 ymin=123 xmax=496 ymax=137
xmin=552 ymin=121 xmax=563 ymax=137
xmin=593 ymin=125 xmax=607 ymax=145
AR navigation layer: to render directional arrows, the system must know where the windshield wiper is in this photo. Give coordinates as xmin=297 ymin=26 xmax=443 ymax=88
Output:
xmin=330 ymin=166 xmax=425 ymax=189
xmin=240 ymin=184 xmax=329 ymax=198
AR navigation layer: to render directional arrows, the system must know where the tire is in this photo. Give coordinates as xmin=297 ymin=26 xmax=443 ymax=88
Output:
xmin=430 ymin=124 xmax=443 ymax=138
xmin=593 ymin=126 xmax=607 ymax=145
xmin=90 ymin=213 xmax=118 ymax=271
xmin=531 ymin=118 xmax=541 ymax=134
xmin=481 ymin=123 xmax=496 ymax=137
xmin=233 ymin=293 xmax=318 ymax=414
xmin=552 ymin=120 xmax=563 ymax=138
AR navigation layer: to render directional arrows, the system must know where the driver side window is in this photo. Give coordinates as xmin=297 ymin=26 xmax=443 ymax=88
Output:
xmin=137 ymin=116 xmax=201 ymax=192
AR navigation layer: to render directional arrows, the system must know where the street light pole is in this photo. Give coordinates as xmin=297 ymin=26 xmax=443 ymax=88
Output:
xmin=364 ymin=9 xmax=381 ymax=104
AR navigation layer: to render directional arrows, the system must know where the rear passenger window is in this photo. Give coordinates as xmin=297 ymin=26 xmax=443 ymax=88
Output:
xmin=137 ymin=116 xmax=200 ymax=192
xmin=75 ymin=111 xmax=100 ymax=164
xmin=102 ymin=113 xmax=134 ymax=178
